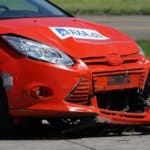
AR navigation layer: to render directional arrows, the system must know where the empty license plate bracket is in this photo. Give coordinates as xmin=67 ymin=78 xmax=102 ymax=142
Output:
xmin=108 ymin=75 xmax=130 ymax=85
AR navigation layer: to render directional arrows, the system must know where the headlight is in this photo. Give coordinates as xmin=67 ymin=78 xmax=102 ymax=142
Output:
xmin=138 ymin=45 xmax=145 ymax=56
xmin=2 ymin=35 xmax=74 ymax=66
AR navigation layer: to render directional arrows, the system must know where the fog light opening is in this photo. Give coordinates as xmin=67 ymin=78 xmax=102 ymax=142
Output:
xmin=31 ymin=86 xmax=53 ymax=99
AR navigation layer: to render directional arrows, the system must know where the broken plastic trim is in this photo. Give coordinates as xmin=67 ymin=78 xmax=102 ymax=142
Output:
xmin=1 ymin=73 xmax=13 ymax=90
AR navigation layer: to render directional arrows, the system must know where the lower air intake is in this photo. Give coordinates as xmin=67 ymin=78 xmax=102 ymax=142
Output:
xmin=66 ymin=76 xmax=91 ymax=105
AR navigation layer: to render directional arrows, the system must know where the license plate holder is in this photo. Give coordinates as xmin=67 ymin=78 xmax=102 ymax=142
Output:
xmin=108 ymin=75 xmax=130 ymax=85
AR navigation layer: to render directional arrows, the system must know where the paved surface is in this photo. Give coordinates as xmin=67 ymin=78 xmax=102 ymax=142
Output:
xmin=79 ymin=15 xmax=150 ymax=40
xmin=0 ymin=126 xmax=150 ymax=150
xmin=1 ymin=134 xmax=150 ymax=150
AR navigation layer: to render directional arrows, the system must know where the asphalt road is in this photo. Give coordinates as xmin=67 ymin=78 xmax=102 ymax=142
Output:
xmin=79 ymin=15 xmax=150 ymax=40
xmin=1 ymin=16 xmax=150 ymax=150
xmin=0 ymin=126 xmax=150 ymax=150
xmin=1 ymin=135 xmax=150 ymax=150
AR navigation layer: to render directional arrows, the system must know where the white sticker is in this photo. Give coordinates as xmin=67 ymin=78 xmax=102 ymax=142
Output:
xmin=50 ymin=27 xmax=109 ymax=40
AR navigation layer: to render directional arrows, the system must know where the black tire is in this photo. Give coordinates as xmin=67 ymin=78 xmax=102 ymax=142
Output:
xmin=0 ymin=78 xmax=13 ymax=134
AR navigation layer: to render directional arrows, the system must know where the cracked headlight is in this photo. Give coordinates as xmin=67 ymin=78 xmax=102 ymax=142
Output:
xmin=2 ymin=35 xmax=74 ymax=66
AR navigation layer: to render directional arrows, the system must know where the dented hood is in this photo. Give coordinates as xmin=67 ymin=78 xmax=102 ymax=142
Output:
xmin=0 ymin=17 xmax=139 ymax=58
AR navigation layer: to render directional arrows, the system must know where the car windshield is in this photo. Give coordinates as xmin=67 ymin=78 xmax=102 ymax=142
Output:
xmin=0 ymin=0 xmax=71 ymax=19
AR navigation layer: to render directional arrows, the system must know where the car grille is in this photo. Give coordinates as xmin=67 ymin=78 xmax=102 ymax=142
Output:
xmin=82 ymin=53 xmax=139 ymax=65
xmin=66 ymin=76 xmax=91 ymax=105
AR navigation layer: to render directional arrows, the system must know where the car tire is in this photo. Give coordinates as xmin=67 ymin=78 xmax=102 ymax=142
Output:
xmin=0 ymin=78 xmax=13 ymax=134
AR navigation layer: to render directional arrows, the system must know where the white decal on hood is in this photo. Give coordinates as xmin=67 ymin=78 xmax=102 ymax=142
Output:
xmin=50 ymin=27 xmax=109 ymax=40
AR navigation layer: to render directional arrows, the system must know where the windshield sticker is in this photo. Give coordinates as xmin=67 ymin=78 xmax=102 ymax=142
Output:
xmin=50 ymin=27 xmax=109 ymax=40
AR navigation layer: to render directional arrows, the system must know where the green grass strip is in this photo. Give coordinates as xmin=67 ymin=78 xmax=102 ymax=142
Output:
xmin=51 ymin=0 xmax=150 ymax=15
xmin=138 ymin=40 xmax=150 ymax=56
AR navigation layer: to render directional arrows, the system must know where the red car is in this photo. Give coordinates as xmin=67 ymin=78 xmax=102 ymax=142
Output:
xmin=0 ymin=0 xmax=150 ymax=131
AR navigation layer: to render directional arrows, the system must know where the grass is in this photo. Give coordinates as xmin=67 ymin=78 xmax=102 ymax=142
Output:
xmin=138 ymin=40 xmax=150 ymax=56
xmin=51 ymin=0 xmax=150 ymax=15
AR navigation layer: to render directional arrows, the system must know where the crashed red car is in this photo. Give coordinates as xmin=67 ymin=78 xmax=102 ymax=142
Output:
xmin=0 ymin=0 xmax=150 ymax=130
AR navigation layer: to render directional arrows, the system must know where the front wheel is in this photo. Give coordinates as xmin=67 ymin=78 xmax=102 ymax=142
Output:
xmin=0 ymin=78 xmax=13 ymax=134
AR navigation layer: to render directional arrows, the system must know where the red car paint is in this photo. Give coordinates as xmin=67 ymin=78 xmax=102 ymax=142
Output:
xmin=0 ymin=0 xmax=150 ymax=127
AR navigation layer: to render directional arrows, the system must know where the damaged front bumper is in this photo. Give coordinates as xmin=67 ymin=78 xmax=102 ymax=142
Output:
xmin=92 ymin=58 xmax=150 ymax=125
xmin=97 ymin=109 xmax=150 ymax=125
xmin=4 ymin=52 xmax=150 ymax=126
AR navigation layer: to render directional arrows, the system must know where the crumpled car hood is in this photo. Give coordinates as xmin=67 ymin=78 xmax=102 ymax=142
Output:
xmin=0 ymin=17 xmax=139 ymax=58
